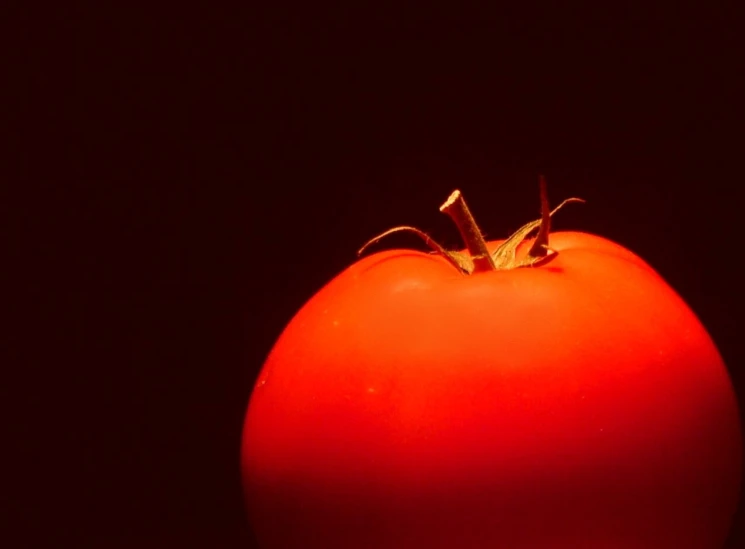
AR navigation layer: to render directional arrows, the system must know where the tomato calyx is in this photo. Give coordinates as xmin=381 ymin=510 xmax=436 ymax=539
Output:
xmin=358 ymin=176 xmax=584 ymax=275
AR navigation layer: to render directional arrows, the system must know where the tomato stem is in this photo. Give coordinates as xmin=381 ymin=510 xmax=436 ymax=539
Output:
xmin=439 ymin=190 xmax=496 ymax=273
xmin=357 ymin=179 xmax=584 ymax=275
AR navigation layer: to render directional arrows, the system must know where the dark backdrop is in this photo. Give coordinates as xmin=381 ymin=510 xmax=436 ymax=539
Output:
xmin=11 ymin=4 xmax=744 ymax=548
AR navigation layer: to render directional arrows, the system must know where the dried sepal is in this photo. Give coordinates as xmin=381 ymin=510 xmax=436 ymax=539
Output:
xmin=357 ymin=226 xmax=472 ymax=274
xmin=527 ymin=175 xmax=552 ymax=259
xmin=491 ymin=195 xmax=585 ymax=269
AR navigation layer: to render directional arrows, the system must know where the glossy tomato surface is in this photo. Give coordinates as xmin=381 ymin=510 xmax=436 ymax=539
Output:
xmin=242 ymin=231 xmax=741 ymax=549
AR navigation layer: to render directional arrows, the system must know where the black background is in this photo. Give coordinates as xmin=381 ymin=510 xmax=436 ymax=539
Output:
xmin=10 ymin=4 xmax=744 ymax=548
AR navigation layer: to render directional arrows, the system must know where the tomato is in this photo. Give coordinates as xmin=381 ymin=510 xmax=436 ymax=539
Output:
xmin=241 ymin=183 xmax=741 ymax=548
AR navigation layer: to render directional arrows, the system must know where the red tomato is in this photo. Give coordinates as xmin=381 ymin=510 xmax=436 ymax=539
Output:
xmin=242 ymin=187 xmax=741 ymax=548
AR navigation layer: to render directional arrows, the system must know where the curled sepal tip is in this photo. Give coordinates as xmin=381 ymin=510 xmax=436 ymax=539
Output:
xmin=357 ymin=226 xmax=473 ymax=274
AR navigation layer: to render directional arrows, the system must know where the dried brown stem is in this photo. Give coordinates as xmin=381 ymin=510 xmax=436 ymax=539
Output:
xmin=439 ymin=190 xmax=495 ymax=273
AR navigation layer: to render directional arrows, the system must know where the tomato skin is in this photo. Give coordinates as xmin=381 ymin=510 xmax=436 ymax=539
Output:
xmin=242 ymin=231 xmax=742 ymax=549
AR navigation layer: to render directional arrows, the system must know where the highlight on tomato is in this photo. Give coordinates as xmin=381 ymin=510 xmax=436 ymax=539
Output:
xmin=242 ymin=179 xmax=742 ymax=548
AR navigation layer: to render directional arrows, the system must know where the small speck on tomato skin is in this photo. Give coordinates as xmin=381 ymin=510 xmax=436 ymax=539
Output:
xmin=242 ymin=188 xmax=742 ymax=549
